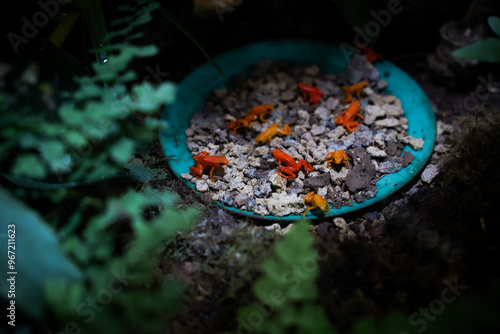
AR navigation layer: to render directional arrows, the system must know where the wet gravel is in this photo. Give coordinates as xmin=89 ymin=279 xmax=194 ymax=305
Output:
xmin=181 ymin=56 xmax=423 ymax=217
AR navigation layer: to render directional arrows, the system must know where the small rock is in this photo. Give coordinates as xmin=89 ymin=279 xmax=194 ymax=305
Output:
xmin=366 ymin=146 xmax=388 ymax=158
xmin=377 ymin=80 xmax=388 ymax=90
xmin=383 ymin=95 xmax=397 ymax=104
xmin=374 ymin=132 xmax=385 ymax=148
xmin=311 ymin=124 xmax=326 ymax=136
xmin=264 ymin=223 xmax=282 ymax=233
xmin=325 ymin=97 xmax=339 ymax=110
xmin=219 ymin=192 xmax=235 ymax=206
xmin=254 ymin=146 xmax=269 ymax=157
xmin=234 ymin=193 xmax=255 ymax=209
xmin=185 ymin=127 xmax=195 ymax=137
xmin=421 ymin=164 xmax=439 ymax=184
xmin=378 ymin=160 xmax=402 ymax=174
xmin=304 ymin=173 xmax=331 ymax=189
xmin=298 ymin=109 xmax=310 ymax=122
xmin=254 ymin=180 xmax=272 ymax=198
xmin=402 ymin=136 xmax=424 ymax=150
xmin=181 ymin=172 xmax=193 ymax=180
xmin=230 ymin=176 xmax=245 ymax=190
xmin=314 ymin=107 xmax=331 ymax=121
xmin=196 ymin=179 xmax=209 ymax=192
xmin=207 ymin=179 xmax=229 ymax=190
xmin=437 ymin=120 xmax=454 ymax=136
xmin=266 ymin=193 xmax=305 ymax=217
xmin=383 ymin=103 xmax=404 ymax=116
xmin=302 ymin=132 xmax=313 ymax=142
xmin=333 ymin=217 xmax=347 ymax=229
xmin=375 ymin=118 xmax=400 ymax=128
xmin=402 ymin=151 xmax=415 ymax=168
xmin=269 ymin=173 xmax=287 ymax=190
xmin=327 ymin=126 xmax=346 ymax=139
xmin=363 ymin=86 xmax=374 ymax=96
xmin=317 ymin=186 xmax=328 ymax=197
xmin=329 ymin=168 xmax=349 ymax=185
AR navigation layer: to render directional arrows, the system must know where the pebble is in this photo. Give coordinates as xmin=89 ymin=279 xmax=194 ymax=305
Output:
xmin=402 ymin=136 xmax=424 ymax=151
xmin=253 ymin=146 xmax=269 ymax=157
xmin=314 ymin=107 xmax=331 ymax=120
xmin=269 ymin=173 xmax=287 ymax=190
xmin=366 ymin=146 xmax=388 ymax=158
xmin=325 ymin=97 xmax=339 ymax=110
xmin=327 ymin=126 xmax=346 ymax=139
xmin=298 ymin=109 xmax=310 ymax=122
xmin=374 ymin=132 xmax=385 ymax=148
xmin=181 ymin=172 xmax=193 ymax=180
xmin=329 ymin=168 xmax=349 ymax=185
xmin=378 ymin=160 xmax=402 ymax=174
xmin=195 ymin=179 xmax=208 ymax=192
xmin=375 ymin=118 xmax=400 ymax=128
xmin=421 ymin=164 xmax=439 ymax=184
xmin=311 ymin=124 xmax=326 ymax=136
xmin=266 ymin=193 xmax=305 ymax=217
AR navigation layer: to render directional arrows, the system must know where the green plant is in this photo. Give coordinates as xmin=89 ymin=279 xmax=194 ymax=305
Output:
xmin=0 ymin=0 xmax=175 ymax=183
xmin=453 ymin=16 xmax=500 ymax=62
xmin=44 ymin=186 xmax=200 ymax=334
xmin=238 ymin=220 xmax=336 ymax=334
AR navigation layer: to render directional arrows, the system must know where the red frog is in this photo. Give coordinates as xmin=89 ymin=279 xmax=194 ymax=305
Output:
xmin=359 ymin=46 xmax=383 ymax=63
xmin=296 ymin=82 xmax=325 ymax=105
xmin=303 ymin=192 xmax=330 ymax=217
xmin=335 ymin=100 xmax=364 ymax=133
xmin=341 ymin=80 xmax=369 ymax=104
xmin=228 ymin=104 xmax=274 ymax=136
xmin=270 ymin=148 xmax=314 ymax=179
xmin=189 ymin=152 xmax=229 ymax=182
xmin=326 ymin=150 xmax=349 ymax=169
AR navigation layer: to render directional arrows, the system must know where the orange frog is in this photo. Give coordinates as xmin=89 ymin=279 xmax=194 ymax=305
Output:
xmin=335 ymin=100 xmax=364 ymax=133
xmin=189 ymin=152 xmax=229 ymax=182
xmin=297 ymin=82 xmax=325 ymax=105
xmin=326 ymin=150 xmax=349 ymax=169
xmin=255 ymin=124 xmax=291 ymax=145
xmin=341 ymin=80 xmax=369 ymax=104
xmin=271 ymin=148 xmax=314 ymax=179
xmin=228 ymin=104 xmax=274 ymax=136
xmin=303 ymin=192 xmax=330 ymax=217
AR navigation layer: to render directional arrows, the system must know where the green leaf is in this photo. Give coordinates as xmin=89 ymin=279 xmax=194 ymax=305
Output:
xmin=488 ymin=16 xmax=500 ymax=37
xmin=59 ymin=102 xmax=86 ymax=126
xmin=132 ymin=82 xmax=178 ymax=112
xmin=65 ymin=130 xmax=88 ymax=148
xmin=124 ymin=158 xmax=168 ymax=182
xmin=40 ymin=140 xmax=71 ymax=174
xmin=110 ymin=138 xmax=135 ymax=164
xmin=12 ymin=154 xmax=46 ymax=179
xmin=452 ymin=38 xmax=500 ymax=62
xmin=0 ymin=187 xmax=82 ymax=319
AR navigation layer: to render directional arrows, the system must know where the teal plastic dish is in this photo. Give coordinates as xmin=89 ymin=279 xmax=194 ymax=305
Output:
xmin=160 ymin=40 xmax=435 ymax=220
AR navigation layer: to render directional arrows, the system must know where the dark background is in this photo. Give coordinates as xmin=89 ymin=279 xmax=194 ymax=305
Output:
xmin=0 ymin=0 xmax=487 ymax=83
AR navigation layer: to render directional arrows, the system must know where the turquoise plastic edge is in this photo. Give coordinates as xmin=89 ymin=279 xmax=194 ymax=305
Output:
xmin=160 ymin=40 xmax=436 ymax=221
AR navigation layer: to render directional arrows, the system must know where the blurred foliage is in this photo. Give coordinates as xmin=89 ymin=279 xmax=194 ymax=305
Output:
xmin=0 ymin=186 xmax=83 ymax=319
xmin=0 ymin=0 xmax=175 ymax=183
xmin=238 ymin=220 xmax=336 ymax=334
xmin=44 ymin=186 xmax=200 ymax=334
xmin=453 ymin=16 xmax=500 ymax=62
